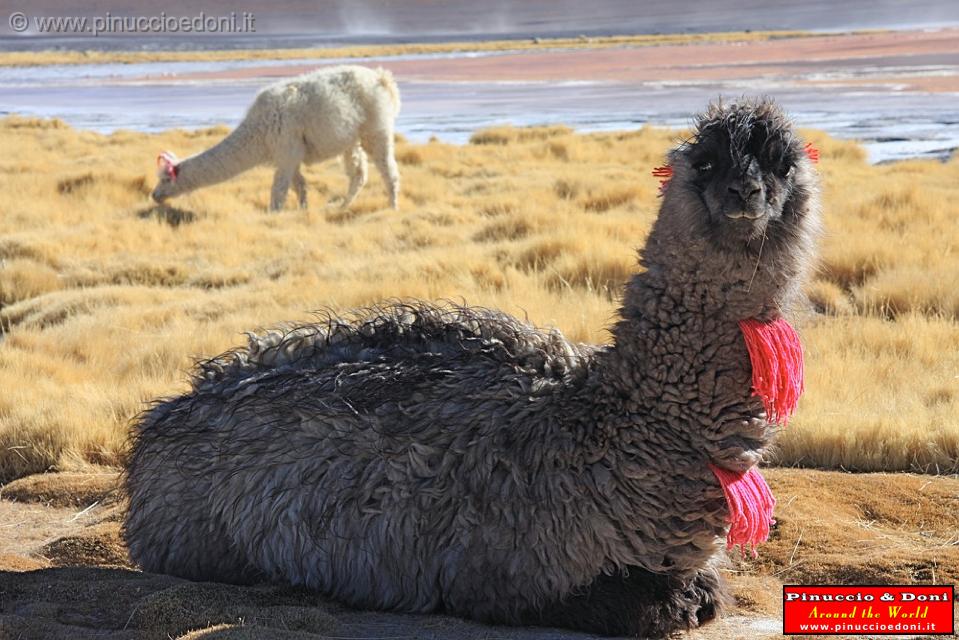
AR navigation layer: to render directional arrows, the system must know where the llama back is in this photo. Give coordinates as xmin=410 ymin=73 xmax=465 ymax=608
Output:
xmin=296 ymin=65 xmax=400 ymax=118
xmin=247 ymin=65 xmax=399 ymax=137
xmin=193 ymin=302 xmax=594 ymax=392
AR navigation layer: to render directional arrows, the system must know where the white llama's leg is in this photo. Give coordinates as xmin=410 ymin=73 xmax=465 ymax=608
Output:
xmin=362 ymin=130 xmax=400 ymax=210
xmin=292 ymin=168 xmax=308 ymax=209
xmin=270 ymin=144 xmax=305 ymax=212
xmin=270 ymin=168 xmax=294 ymax=211
xmin=338 ymin=144 xmax=368 ymax=210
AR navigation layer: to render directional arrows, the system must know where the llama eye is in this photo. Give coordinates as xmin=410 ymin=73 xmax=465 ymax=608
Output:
xmin=695 ymin=161 xmax=713 ymax=173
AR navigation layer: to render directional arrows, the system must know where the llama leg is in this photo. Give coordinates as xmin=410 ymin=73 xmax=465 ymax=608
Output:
xmin=337 ymin=144 xmax=368 ymax=209
xmin=292 ymin=168 xmax=308 ymax=209
xmin=362 ymin=131 xmax=399 ymax=210
xmin=270 ymin=144 xmax=305 ymax=211
xmin=517 ymin=564 xmax=729 ymax=637
xmin=270 ymin=167 xmax=295 ymax=212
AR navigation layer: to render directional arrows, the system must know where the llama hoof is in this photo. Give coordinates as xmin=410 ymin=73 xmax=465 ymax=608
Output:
xmin=635 ymin=569 xmax=732 ymax=638
xmin=683 ymin=565 xmax=730 ymax=629
xmin=519 ymin=565 xmax=729 ymax=638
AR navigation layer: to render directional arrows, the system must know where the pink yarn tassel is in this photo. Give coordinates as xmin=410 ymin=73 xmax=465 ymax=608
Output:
xmin=709 ymin=463 xmax=776 ymax=556
xmin=707 ymin=319 xmax=802 ymax=554
xmin=738 ymin=318 xmax=804 ymax=425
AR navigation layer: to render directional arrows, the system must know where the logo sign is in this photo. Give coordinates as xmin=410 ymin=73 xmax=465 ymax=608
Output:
xmin=783 ymin=585 xmax=954 ymax=635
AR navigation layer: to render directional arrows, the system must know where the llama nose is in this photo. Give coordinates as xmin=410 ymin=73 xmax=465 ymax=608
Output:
xmin=728 ymin=181 xmax=762 ymax=202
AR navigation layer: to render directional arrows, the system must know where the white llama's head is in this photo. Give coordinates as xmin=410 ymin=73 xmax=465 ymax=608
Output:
xmin=152 ymin=151 xmax=181 ymax=203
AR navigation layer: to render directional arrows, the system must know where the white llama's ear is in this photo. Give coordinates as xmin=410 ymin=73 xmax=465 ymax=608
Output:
xmin=157 ymin=151 xmax=180 ymax=181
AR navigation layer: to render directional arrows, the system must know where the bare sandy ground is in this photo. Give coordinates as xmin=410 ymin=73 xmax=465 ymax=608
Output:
xmin=2 ymin=468 xmax=958 ymax=639
xmin=151 ymin=29 xmax=959 ymax=94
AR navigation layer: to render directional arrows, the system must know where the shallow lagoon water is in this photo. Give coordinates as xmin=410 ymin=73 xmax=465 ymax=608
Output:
xmin=1 ymin=53 xmax=957 ymax=163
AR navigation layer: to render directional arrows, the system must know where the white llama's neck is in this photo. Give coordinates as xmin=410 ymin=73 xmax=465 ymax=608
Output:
xmin=177 ymin=121 xmax=267 ymax=193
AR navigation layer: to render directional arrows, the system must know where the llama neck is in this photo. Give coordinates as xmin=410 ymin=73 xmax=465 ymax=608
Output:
xmin=575 ymin=159 xmax=819 ymax=577
xmin=597 ymin=220 xmax=805 ymax=470
xmin=176 ymin=121 xmax=267 ymax=193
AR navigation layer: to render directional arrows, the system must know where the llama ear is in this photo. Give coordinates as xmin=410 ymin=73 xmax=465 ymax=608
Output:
xmin=652 ymin=164 xmax=673 ymax=197
xmin=156 ymin=151 xmax=180 ymax=181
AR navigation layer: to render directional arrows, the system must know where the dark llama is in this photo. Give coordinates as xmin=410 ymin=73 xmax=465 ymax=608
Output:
xmin=125 ymin=98 xmax=820 ymax=637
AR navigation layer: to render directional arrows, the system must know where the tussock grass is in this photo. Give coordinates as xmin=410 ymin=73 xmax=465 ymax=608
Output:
xmin=0 ymin=117 xmax=957 ymax=481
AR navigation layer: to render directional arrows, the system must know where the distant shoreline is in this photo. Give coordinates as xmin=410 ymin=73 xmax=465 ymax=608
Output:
xmin=0 ymin=29 xmax=834 ymax=67
xmin=142 ymin=29 xmax=959 ymax=94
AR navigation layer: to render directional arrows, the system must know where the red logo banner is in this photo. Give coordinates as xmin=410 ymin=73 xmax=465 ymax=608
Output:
xmin=783 ymin=585 xmax=954 ymax=635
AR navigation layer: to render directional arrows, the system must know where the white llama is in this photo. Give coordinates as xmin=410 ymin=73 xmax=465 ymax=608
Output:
xmin=153 ymin=65 xmax=401 ymax=211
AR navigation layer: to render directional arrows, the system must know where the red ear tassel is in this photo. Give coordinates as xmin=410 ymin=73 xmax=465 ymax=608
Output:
xmin=652 ymin=165 xmax=673 ymax=196
xmin=157 ymin=152 xmax=179 ymax=181
xmin=804 ymin=142 xmax=820 ymax=164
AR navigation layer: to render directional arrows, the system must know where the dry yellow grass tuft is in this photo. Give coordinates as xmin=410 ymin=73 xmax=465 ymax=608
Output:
xmin=0 ymin=117 xmax=957 ymax=482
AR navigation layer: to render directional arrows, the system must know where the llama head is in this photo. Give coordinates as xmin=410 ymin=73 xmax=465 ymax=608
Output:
xmin=662 ymin=98 xmax=819 ymax=254
xmin=152 ymin=151 xmax=181 ymax=203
